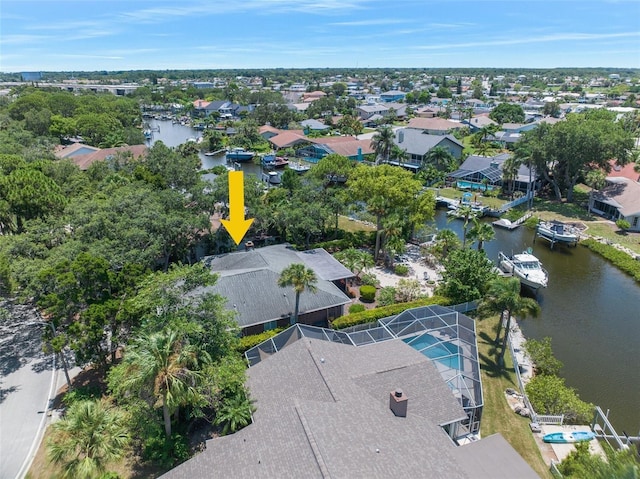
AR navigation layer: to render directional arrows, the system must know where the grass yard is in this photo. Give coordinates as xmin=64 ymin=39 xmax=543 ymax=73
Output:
xmin=337 ymin=215 xmax=376 ymax=233
xmin=433 ymin=186 xmax=508 ymax=210
xmin=475 ymin=315 xmax=553 ymax=479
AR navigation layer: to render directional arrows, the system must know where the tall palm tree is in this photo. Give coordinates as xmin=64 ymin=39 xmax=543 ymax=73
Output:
xmin=116 ymin=329 xmax=209 ymax=437
xmin=370 ymin=125 xmax=395 ymax=165
xmin=433 ymin=228 xmax=461 ymax=260
xmin=278 ymin=263 xmax=318 ymax=325
xmin=466 ymin=218 xmax=496 ymax=251
xmin=423 ymin=146 xmax=455 ymax=172
xmin=501 ymin=155 xmax=521 ymax=198
xmin=47 ymin=399 xmax=129 ymax=479
xmin=449 ymin=204 xmax=474 ymax=248
xmin=478 ymin=277 xmax=540 ymax=366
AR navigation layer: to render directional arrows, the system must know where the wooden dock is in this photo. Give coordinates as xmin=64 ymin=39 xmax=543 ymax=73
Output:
xmin=493 ymin=212 xmax=532 ymax=230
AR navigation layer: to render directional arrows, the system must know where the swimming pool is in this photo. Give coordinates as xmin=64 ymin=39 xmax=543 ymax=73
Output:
xmin=403 ymin=333 xmax=461 ymax=369
xmin=456 ymin=180 xmax=495 ymax=191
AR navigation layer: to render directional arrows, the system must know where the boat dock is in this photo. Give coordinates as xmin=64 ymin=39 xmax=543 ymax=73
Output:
xmin=493 ymin=212 xmax=532 ymax=230
xmin=435 ymin=196 xmax=460 ymax=209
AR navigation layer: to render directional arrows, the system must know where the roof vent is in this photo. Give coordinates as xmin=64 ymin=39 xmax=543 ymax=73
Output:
xmin=389 ymin=389 xmax=408 ymax=417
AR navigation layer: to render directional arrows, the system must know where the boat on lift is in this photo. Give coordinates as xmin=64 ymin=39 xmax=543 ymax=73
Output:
xmin=537 ymin=220 xmax=580 ymax=246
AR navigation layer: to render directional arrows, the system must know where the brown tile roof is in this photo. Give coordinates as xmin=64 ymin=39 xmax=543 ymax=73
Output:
xmin=67 ymin=144 xmax=148 ymax=170
xmin=269 ymin=130 xmax=308 ymax=149
xmin=54 ymin=143 xmax=100 ymax=159
xmin=407 ymin=117 xmax=464 ymax=131
xmin=322 ymin=139 xmax=374 ymax=157
xmin=259 ymin=125 xmax=281 ymax=135
xmin=193 ymin=99 xmax=211 ymax=109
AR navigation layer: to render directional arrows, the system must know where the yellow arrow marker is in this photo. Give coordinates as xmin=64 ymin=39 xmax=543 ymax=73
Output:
xmin=220 ymin=170 xmax=254 ymax=245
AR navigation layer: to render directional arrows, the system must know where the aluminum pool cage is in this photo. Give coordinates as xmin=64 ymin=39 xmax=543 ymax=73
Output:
xmin=245 ymin=304 xmax=483 ymax=434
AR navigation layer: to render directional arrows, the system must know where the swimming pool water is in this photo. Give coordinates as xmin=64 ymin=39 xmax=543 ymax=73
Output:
xmin=403 ymin=333 xmax=461 ymax=369
xmin=456 ymin=180 xmax=495 ymax=191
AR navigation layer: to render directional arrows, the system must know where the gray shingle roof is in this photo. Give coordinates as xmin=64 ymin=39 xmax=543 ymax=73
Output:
xmin=395 ymin=128 xmax=463 ymax=155
xmin=201 ymin=245 xmax=353 ymax=328
xmin=161 ymin=338 xmax=538 ymax=479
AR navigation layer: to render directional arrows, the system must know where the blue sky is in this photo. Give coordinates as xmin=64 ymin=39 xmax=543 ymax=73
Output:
xmin=1 ymin=0 xmax=639 ymax=72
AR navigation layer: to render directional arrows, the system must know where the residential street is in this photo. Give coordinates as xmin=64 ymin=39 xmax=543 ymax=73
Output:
xmin=0 ymin=300 xmax=64 ymax=479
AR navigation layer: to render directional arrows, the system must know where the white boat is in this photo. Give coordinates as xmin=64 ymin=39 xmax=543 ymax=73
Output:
xmin=498 ymin=251 xmax=548 ymax=290
xmin=288 ymin=161 xmax=311 ymax=174
xmin=537 ymin=221 xmax=579 ymax=246
xmin=226 ymin=147 xmax=255 ymax=162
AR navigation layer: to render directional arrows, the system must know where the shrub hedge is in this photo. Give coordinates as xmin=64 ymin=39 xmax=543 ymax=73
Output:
xmin=348 ymin=303 xmax=366 ymax=314
xmin=331 ymin=295 xmax=450 ymax=330
xmin=308 ymin=231 xmax=376 ymax=253
xmin=581 ymin=238 xmax=640 ymax=283
xmin=359 ymin=285 xmax=376 ymax=302
xmin=237 ymin=328 xmax=285 ymax=354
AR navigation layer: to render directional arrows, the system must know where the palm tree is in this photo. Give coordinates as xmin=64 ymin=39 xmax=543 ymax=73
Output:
xmin=370 ymin=125 xmax=395 ymax=165
xmin=466 ymin=218 xmax=495 ymax=250
xmin=449 ymin=204 xmax=474 ymax=248
xmin=501 ymin=155 xmax=521 ymax=198
xmin=116 ymin=329 xmax=209 ymax=438
xmin=47 ymin=399 xmax=129 ymax=479
xmin=390 ymin=144 xmax=409 ymax=167
xmin=423 ymin=146 xmax=455 ymax=172
xmin=214 ymin=391 xmax=255 ymax=435
xmin=477 ymin=277 xmax=541 ymax=366
xmin=432 ymin=228 xmax=461 ymax=260
xmin=278 ymin=263 xmax=318 ymax=325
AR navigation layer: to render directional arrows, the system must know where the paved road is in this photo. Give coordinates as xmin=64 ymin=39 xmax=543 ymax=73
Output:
xmin=0 ymin=300 xmax=63 ymax=479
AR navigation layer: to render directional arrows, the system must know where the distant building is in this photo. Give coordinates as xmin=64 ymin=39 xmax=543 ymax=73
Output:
xmin=21 ymin=72 xmax=42 ymax=82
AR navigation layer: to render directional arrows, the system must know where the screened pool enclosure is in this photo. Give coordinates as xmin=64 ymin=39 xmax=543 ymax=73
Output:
xmin=245 ymin=304 xmax=484 ymax=434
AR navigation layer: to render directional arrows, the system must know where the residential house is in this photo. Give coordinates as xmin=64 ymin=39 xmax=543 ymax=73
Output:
xmin=265 ymin=129 xmax=310 ymax=150
xmin=390 ymin=128 xmax=464 ymax=170
xmin=414 ymin=106 xmax=440 ymax=118
xmin=297 ymin=136 xmax=374 ymax=162
xmin=301 ymin=90 xmax=327 ymax=103
xmin=357 ymin=103 xmax=389 ymax=122
xmin=383 ymin=102 xmax=408 ymax=120
xmin=300 ymin=119 xmax=331 ymax=133
xmin=161 ymin=305 xmax=538 ymax=479
xmin=258 ymin=125 xmax=281 ymax=141
xmin=589 ymin=177 xmax=640 ymax=231
xmin=200 ymin=244 xmax=353 ymax=335
xmin=464 ymin=116 xmax=498 ymax=133
xmin=192 ymin=99 xmax=249 ymax=119
xmin=380 ymin=89 xmax=406 ymax=102
xmin=447 ymin=153 xmax=536 ymax=193
xmin=55 ymin=143 xmax=147 ymax=170
xmin=406 ymin=117 xmax=465 ymax=136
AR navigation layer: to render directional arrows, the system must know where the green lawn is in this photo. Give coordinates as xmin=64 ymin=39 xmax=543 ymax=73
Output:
xmin=475 ymin=315 xmax=553 ymax=479
xmin=433 ymin=187 xmax=508 ymax=210
xmin=337 ymin=215 xmax=376 ymax=233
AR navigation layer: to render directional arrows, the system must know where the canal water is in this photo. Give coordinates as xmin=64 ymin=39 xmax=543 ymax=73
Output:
xmin=150 ymin=119 xmax=640 ymax=434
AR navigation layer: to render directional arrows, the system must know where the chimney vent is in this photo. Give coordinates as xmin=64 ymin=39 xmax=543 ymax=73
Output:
xmin=389 ymin=389 xmax=408 ymax=417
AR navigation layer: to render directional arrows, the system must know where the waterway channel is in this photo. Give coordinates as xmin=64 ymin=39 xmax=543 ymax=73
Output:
xmin=149 ymin=119 xmax=640 ymax=434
